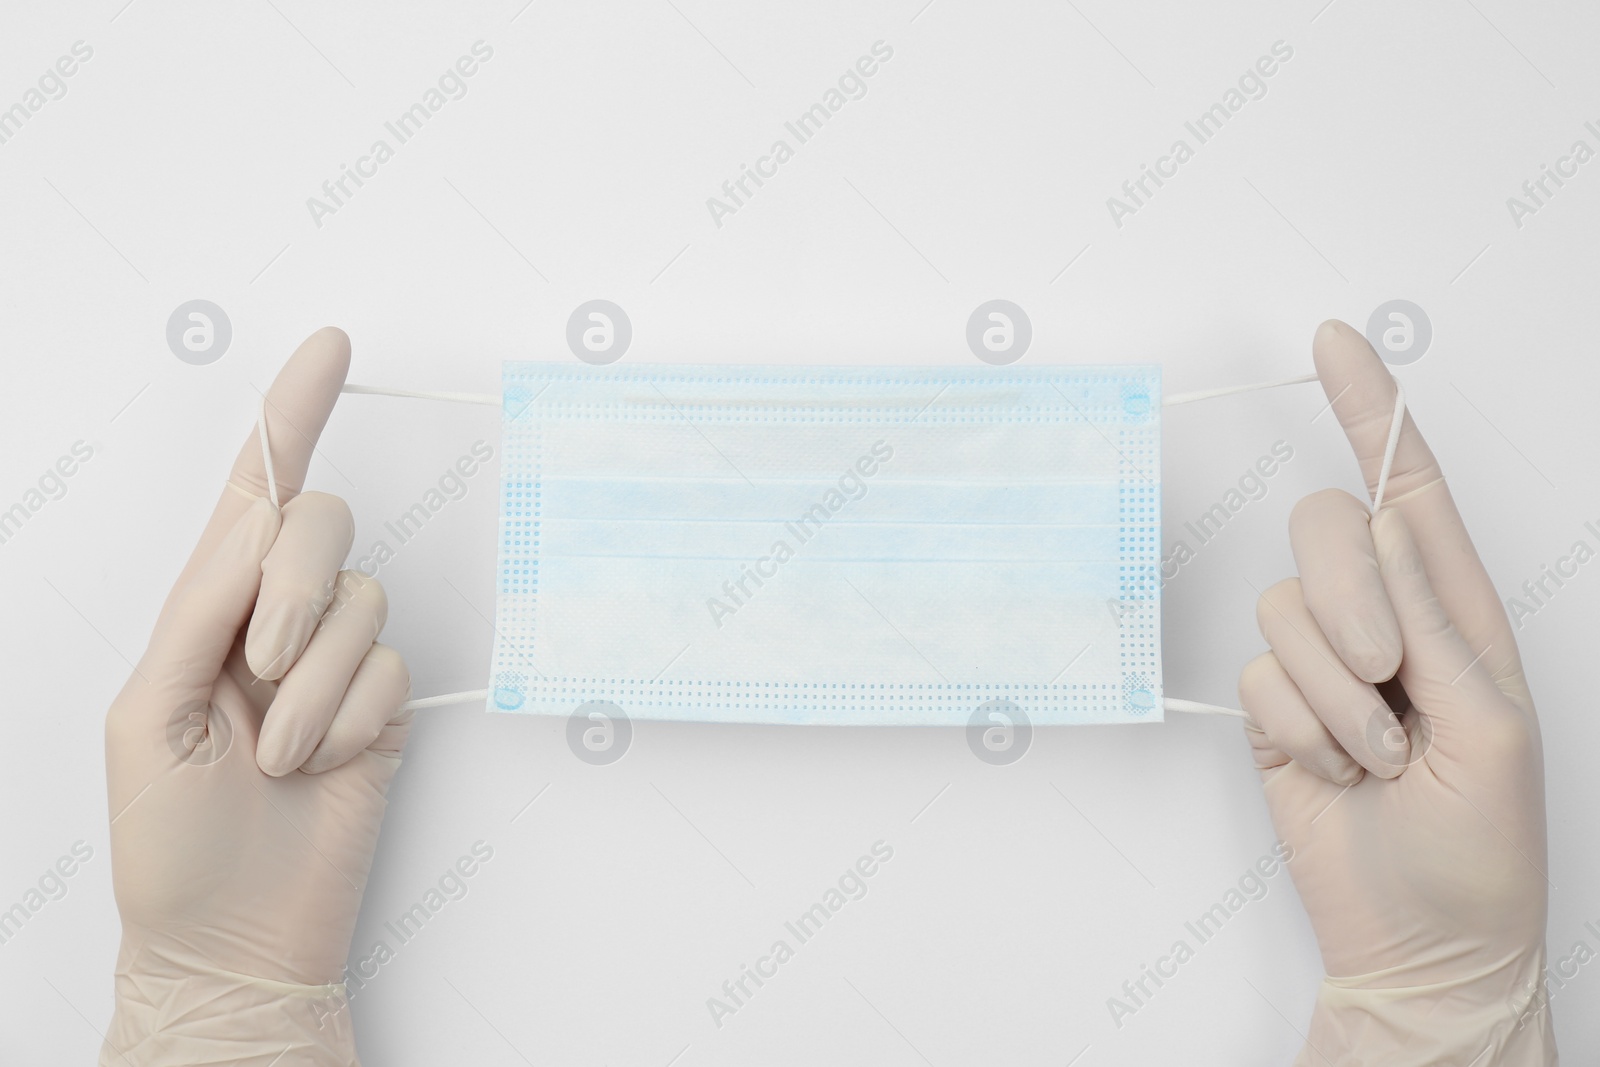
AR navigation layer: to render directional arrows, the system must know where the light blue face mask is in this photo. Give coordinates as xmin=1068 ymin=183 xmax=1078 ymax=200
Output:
xmin=486 ymin=363 xmax=1162 ymax=725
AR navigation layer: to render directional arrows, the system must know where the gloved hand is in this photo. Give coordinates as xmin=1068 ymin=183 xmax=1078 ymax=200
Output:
xmin=102 ymin=328 xmax=413 ymax=1066
xmin=1239 ymin=320 xmax=1554 ymax=1066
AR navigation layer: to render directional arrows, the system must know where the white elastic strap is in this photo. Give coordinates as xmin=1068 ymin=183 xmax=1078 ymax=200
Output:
xmin=1163 ymin=372 xmax=1318 ymax=407
xmin=339 ymin=389 xmax=494 ymax=711
xmin=1370 ymin=377 xmax=1405 ymax=512
xmin=256 ymin=396 xmax=280 ymax=511
xmin=251 ymin=389 xmax=483 ymax=712
xmin=1163 ymin=370 xmax=1406 ymax=717
xmin=1165 ymin=371 xmax=1405 ymax=514
xmin=401 ymin=688 xmax=488 ymax=710
xmin=1162 ymin=698 xmax=1248 ymax=720
xmin=341 ymin=383 xmax=500 ymax=407
xmin=258 ymin=371 xmax=1406 ymax=720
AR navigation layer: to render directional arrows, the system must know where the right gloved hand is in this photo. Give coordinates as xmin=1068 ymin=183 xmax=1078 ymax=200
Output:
xmin=1238 ymin=320 xmax=1555 ymax=1066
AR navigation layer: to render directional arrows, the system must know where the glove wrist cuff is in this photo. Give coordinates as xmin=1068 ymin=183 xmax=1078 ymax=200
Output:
xmin=102 ymin=963 xmax=359 ymax=1067
xmin=1295 ymin=950 xmax=1557 ymax=1067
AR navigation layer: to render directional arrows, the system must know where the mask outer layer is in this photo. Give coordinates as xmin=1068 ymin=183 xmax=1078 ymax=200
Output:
xmin=488 ymin=363 xmax=1161 ymax=725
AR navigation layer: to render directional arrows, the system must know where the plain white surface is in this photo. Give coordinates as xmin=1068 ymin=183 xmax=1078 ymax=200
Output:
xmin=2 ymin=1 xmax=1598 ymax=1063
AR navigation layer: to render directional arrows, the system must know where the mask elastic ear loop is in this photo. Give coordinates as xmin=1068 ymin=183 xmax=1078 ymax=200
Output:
xmin=248 ymin=374 xmax=1405 ymax=715
xmin=250 ymin=387 xmax=492 ymax=709
xmin=1162 ymin=371 xmax=1406 ymax=718
xmin=1163 ymin=372 xmax=1319 ymax=406
xmin=340 ymin=383 xmax=500 ymax=407
xmin=256 ymin=396 xmax=282 ymax=512
xmin=1164 ymin=372 xmax=1405 ymax=513
xmin=1369 ymin=376 xmax=1405 ymax=513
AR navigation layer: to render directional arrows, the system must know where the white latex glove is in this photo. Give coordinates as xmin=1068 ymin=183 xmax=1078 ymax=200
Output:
xmin=1239 ymin=321 xmax=1554 ymax=1066
xmin=102 ymin=328 xmax=413 ymax=1066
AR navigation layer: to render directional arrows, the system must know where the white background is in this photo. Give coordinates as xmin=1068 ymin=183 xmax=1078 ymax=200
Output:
xmin=3 ymin=1 xmax=1598 ymax=1064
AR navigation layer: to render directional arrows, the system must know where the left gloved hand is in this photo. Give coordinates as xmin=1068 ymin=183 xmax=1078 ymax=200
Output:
xmin=102 ymin=328 xmax=412 ymax=1067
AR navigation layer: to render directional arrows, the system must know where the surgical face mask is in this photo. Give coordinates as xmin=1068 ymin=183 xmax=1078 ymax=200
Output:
xmin=486 ymin=363 xmax=1162 ymax=725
